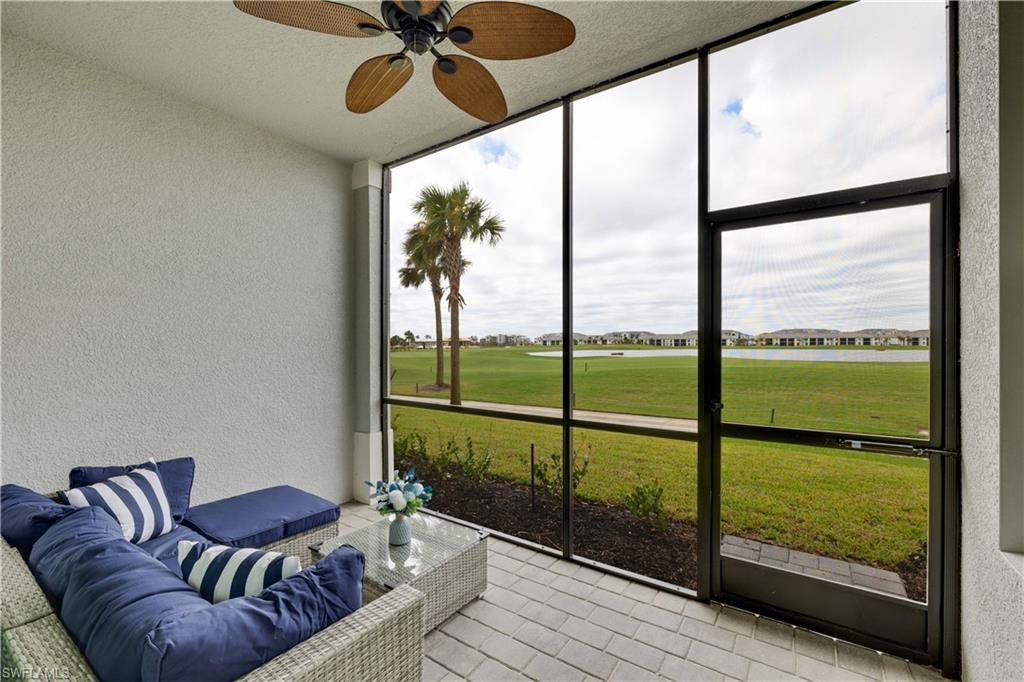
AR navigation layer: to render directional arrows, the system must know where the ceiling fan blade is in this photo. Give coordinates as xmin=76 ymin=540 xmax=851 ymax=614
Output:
xmin=346 ymin=54 xmax=413 ymax=114
xmin=233 ymin=1 xmax=385 ymax=38
xmin=432 ymin=55 xmax=508 ymax=124
xmin=397 ymin=1 xmax=442 ymax=16
xmin=447 ymin=2 xmax=575 ymax=60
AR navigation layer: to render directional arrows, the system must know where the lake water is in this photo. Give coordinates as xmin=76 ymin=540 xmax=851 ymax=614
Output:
xmin=527 ymin=348 xmax=929 ymax=363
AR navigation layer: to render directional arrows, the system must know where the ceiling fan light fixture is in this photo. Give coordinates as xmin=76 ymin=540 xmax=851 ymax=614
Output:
xmin=436 ymin=57 xmax=457 ymax=74
xmin=448 ymin=26 xmax=473 ymax=44
xmin=357 ymin=22 xmax=385 ymax=36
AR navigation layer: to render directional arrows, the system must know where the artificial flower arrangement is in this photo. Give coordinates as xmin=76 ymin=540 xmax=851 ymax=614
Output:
xmin=365 ymin=469 xmax=433 ymax=517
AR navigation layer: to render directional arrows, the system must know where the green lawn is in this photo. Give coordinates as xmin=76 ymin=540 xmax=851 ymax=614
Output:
xmin=392 ymin=406 xmax=929 ymax=568
xmin=390 ymin=345 xmax=930 ymax=437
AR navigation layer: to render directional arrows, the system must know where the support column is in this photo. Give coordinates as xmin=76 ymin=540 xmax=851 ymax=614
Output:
xmin=351 ymin=160 xmax=392 ymax=503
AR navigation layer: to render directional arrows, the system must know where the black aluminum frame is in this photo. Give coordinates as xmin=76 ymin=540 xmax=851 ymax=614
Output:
xmin=379 ymin=1 xmax=960 ymax=674
xmin=710 ymin=187 xmax=953 ymax=666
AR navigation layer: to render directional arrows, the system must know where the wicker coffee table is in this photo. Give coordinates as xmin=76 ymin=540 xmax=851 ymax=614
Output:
xmin=312 ymin=513 xmax=488 ymax=634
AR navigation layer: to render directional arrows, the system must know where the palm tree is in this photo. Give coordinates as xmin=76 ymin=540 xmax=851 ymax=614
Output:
xmin=399 ymin=222 xmax=447 ymax=387
xmin=412 ymin=182 xmax=504 ymax=405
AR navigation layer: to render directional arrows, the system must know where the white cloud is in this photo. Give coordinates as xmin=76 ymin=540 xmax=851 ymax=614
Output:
xmin=388 ymin=1 xmax=945 ymax=340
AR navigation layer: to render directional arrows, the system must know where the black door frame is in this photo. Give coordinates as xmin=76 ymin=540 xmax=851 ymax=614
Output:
xmin=703 ymin=186 xmax=956 ymax=669
xmin=380 ymin=2 xmax=961 ymax=675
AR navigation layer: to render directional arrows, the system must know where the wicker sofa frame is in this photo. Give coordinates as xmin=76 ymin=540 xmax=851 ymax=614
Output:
xmin=1 ymin=515 xmax=425 ymax=681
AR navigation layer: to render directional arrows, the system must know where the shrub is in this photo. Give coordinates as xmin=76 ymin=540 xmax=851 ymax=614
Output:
xmin=394 ymin=430 xmax=428 ymax=460
xmin=623 ymin=479 xmax=669 ymax=531
xmin=458 ymin=436 xmax=493 ymax=482
xmin=432 ymin=436 xmax=461 ymax=475
xmin=530 ymin=446 xmax=589 ymax=497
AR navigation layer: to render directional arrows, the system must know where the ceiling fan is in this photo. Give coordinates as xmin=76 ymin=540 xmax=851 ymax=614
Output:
xmin=234 ymin=1 xmax=576 ymax=124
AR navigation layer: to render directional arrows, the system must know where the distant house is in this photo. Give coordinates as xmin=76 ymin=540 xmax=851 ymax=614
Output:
xmin=906 ymin=329 xmax=930 ymax=346
xmin=756 ymin=329 xmax=840 ymax=346
xmin=755 ymin=328 xmax=931 ymax=347
xmin=535 ymin=332 xmax=587 ymax=347
xmin=722 ymin=329 xmax=753 ymax=346
xmin=412 ymin=336 xmax=436 ymax=349
xmin=591 ymin=331 xmax=655 ymax=345
xmin=648 ymin=331 xmax=698 ymax=347
xmin=441 ymin=336 xmax=478 ymax=347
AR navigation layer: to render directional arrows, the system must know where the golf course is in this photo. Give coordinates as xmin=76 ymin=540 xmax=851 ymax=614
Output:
xmin=389 ymin=345 xmax=930 ymax=574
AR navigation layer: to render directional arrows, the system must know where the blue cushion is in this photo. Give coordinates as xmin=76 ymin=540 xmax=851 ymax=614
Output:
xmin=0 ymin=484 xmax=75 ymax=557
xmin=29 ymin=507 xmax=125 ymax=604
xmin=142 ymin=546 xmax=364 ymax=681
xmin=69 ymin=456 xmax=195 ymax=523
xmin=59 ymin=535 xmax=210 ymax=681
xmin=62 ymin=459 xmax=176 ymax=544
xmin=138 ymin=524 xmax=210 ymax=576
xmin=184 ymin=485 xmax=339 ymax=549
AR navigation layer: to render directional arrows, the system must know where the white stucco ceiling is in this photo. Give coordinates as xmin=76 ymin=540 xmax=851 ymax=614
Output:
xmin=2 ymin=1 xmax=809 ymax=163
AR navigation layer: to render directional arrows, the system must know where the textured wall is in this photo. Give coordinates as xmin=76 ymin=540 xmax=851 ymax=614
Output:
xmin=1 ymin=35 xmax=355 ymax=504
xmin=958 ymin=3 xmax=1024 ymax=680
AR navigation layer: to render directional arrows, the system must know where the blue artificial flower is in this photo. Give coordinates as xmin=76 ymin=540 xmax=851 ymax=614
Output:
xmin=388 ymin=482 xmax=399 ymax=491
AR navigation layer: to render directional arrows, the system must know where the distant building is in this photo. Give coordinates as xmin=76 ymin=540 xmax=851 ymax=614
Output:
xmin=480 ymin=333 xmax=530 ymax=347
xmin=755 ymin=328 xmax=930 ymax=347
xmin=722 ymin=329 xmax=754 ymax=346
xmin=536 ymin=332 xmax=587 ymax=347
xmin=647 ymin=331 xmax=698 ymax=347
xmin=587 ymin=331 xmax=656 ymax=345
xmin=441 ymin=336 xmax=478 ymax=347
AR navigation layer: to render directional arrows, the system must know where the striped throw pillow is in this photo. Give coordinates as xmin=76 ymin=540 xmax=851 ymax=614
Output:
xmin=177 ymin=541 xmax=301 ymax=603
xmin=61 ymin=458 xmax=175 ymax=543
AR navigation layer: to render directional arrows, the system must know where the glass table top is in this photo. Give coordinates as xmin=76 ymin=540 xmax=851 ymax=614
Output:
xmin=314 ymin=513 xmax=487 ymax=589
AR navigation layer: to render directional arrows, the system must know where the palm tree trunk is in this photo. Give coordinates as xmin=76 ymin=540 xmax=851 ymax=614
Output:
xmin=432 ymin=288 xmax=445 ymax=387
xmin=449 ymin=281 xmax=461 ymax=405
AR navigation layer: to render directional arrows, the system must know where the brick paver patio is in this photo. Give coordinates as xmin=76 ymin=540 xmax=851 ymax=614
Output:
xmin=340 ymin=503 xmax=942 ymax=682
xmin=720 ymin=536 xmax=908 ymax=598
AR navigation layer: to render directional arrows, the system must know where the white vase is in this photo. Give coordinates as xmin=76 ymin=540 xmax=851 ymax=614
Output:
xmin=389 ymin=515 xmax=412 ymax=546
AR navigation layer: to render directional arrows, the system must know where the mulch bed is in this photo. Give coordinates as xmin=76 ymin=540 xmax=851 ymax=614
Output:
xmin=399 ymin=452 xmax=698 ymax=590
xmin=397 ymin=454 xmax=925 ymax=601
xmin=894 ymin=544 xmax=928 ymax=602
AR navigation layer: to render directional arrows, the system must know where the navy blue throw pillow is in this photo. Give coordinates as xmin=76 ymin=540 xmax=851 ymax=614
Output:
xmin=68 ymin=456 xmax=195 ymax=523
xmin=0 ymin=484 xmax=75 ymax=557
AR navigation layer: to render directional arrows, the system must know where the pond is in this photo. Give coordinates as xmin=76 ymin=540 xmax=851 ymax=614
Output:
xmin=526 ymin=348 xmax=929 ymax=362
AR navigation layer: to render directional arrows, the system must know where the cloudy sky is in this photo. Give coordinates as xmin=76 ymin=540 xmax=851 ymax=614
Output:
xmin=388 ymin=1 xmax=947 ymax=340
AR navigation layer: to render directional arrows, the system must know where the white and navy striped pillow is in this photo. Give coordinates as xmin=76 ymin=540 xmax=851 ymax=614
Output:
xmin=177 ymin=541 xmax=301 ymax=603
xmin=61 ymin=458 xmax=175 ymax=544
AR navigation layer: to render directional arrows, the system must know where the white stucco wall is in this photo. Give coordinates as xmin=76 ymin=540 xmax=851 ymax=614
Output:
xmin=1 ymin=34 xmax=355 ymax=505
xmin=958 ymin=3 xmax=1024 ymax=680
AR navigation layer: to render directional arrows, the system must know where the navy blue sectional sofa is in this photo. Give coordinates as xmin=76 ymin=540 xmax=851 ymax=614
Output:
xmin=0 ymin=459 xmax=425 ymax=681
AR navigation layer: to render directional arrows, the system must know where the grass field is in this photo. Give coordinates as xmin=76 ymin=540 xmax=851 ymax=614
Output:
xmin=392 ymin=406 xmax=929 ymax=568
xmin=390 ymin=345 xmax=930 ymax=437
xmin=389 ymin=345 xmax=930 ymax=568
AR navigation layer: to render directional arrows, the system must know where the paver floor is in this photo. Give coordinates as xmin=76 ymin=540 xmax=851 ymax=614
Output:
xmin=340 ymin=503 xmax=943 ymax=682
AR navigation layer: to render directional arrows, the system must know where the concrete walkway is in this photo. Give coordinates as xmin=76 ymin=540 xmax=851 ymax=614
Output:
xmin=390 ymin=395 xmax=698 ymax=434
xmin=341 ymin=503 xmax=942 ymax=682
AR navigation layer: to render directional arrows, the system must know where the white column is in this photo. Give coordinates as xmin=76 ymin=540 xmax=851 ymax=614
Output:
xmin=351 ymin=159 xmax=393 ymax=503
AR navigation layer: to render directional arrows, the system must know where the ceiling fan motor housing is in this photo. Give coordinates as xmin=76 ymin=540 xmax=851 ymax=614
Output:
xmin=382 ymin=1 xmax=453 ymax=55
